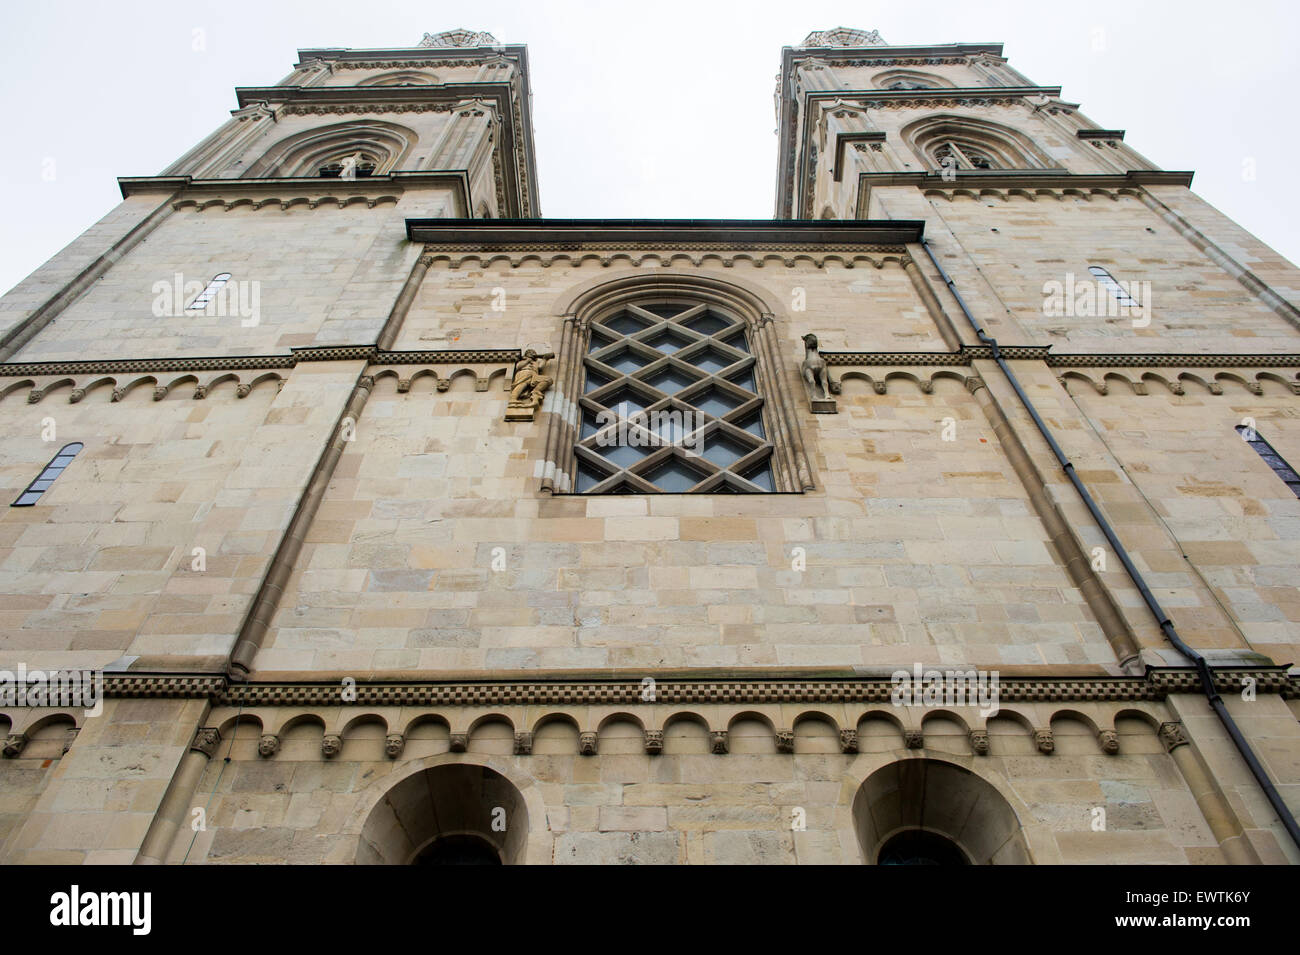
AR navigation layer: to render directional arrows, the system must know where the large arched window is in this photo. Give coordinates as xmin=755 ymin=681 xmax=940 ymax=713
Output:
xmin=873 ymin=69 xmax=952 ymax=90
xmin=576 ymin=302 xmax=775 ymax=493
xmin=317 ymin=151 xmax=379 ymax=178
xmin=357 ymin=70 xmax=438 ymax=87
xmin=243 ymin=121 xmax=416 ymax=178
xmin=903 ymin=116 xmax=1054 ymax=173
xmin=933 ymin=142 xmax=995 ymax=171
xmin=540 ymin=273 xmax=816 ymax=495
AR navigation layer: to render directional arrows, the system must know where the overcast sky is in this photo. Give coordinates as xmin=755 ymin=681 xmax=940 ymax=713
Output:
xmin=1 ymin=0 xmax=1297 ymax=296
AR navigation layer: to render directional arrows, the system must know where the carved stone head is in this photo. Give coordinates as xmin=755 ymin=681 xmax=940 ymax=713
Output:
xmin=969 ymin=729 xmax=991 ymax=755
xmin=321 ymin=734 xmax=342 ymax=758
xmin=257 ymin=734 xmax=280 ymax=758
xmin=384 ymin=734 xmax=405 ymax=759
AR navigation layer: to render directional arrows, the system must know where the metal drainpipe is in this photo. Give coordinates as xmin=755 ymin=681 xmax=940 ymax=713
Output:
xmin=919 ymin=238 xmax=1300 ymax=852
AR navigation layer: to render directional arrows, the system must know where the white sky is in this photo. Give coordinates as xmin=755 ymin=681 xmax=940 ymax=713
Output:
xmin=1 ymin=0 xmax=1297 ymax=297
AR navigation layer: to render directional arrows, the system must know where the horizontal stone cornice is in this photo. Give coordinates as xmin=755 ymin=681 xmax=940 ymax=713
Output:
xmin=5 ymin=348 xmax=1295 ymax=382
xmin=235 ymin=82 xmax=513 ymax=109
xmin=0 ymin=346 xmax=523 ymax=379
xmin=823 ymin=348 xmax=1300 ymax=369
xmin=295 ymin=44 xmax=529 ymax=68
xmin=71 ymin=667 xmax=1299 ymax=705
xmin=118 ymin=171 xmax=472 ymax=205
xmin=859 ymin=169 xmax=1196 ymax=191
xmin=805 ymin=85 xmax=1063 ymax=109
xmin=406 ymin=218 xmax=926 ymax=247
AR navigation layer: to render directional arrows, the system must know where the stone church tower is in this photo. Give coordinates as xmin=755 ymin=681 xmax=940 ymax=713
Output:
xmin=0 ymin=28 xmax=1296 ymax=865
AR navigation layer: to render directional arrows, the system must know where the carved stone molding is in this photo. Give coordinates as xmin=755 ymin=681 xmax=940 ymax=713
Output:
xmin=372 ymin=349 xmax=521 ymax=366
xmin=448 ymin=732 xmax=468 ymax=753
xmin=2 ymin=734 xmax=28 ymax=758
xmin=62 ymin=726 xmax=79 ymax=755
xmin=258 ymin=734 xmax=280 ymax=758
xmin=321 ymin=734 xmax=342 ymax=758
xmin=1057 ymin=368 xmax=1299 ymax=398
xmin=92 ymin=668 xmax=1297 ymax=707
xmin=1098 ymin=729 xmax=1120 ymax=755
xmin=173 ymin=195 xmax=400 ymax=214
xmin=775 ymin=729 xmax=795 ymax=753
xmin=190 ymin=727 xmax=222 ymax=758
xmin=1034 ymin=728 xmax=1055 ymax=755
xmin=643 ymin=730 xmax=664 ymax=755
xmin=969 ymin=729 xmax=991 ymax=755
xmin=817 ymin=57 xmax=971 ymax=68
xmin=1159 ymin=721 xmax=1190 ymax=753
xmin=513 ymin=732 xmax=532 ymax=755
xmin=710 ymin=730 xmax=729 ymax=755
xmin=579 ymin=731 xmax=598 ymax=756
xmin=417 ymin=247 xmax=909 ymax=271
xmin=903 ymin=729 xmax=924 ymax=749
xmin=281 ymin=103 xmax=459 ymax=116
xmin=331 ymin=59 xmax=512 ymax=70
xmin=839 ymin=729 xmax=859 ymax=754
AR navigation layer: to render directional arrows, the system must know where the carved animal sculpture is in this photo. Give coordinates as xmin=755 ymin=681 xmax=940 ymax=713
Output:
xmin=800 ymin=333 xmax=837 ymax=399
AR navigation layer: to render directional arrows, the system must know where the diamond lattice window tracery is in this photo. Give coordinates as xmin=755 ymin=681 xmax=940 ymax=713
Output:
xmin=575 ymin=303 xmax=775 ymax=493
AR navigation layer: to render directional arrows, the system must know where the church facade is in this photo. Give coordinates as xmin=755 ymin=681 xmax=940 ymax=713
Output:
xmin=0 ymin=27 xmax=1297 ymax=864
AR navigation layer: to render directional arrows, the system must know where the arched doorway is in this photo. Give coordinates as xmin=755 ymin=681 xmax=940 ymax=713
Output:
xmin=852 ymin=758 xmax=1031 ymax=864
xmin=357 ymin=763 xmax=528 ymax=865
xmin=412 ymin=833 xmax=503 ymax=865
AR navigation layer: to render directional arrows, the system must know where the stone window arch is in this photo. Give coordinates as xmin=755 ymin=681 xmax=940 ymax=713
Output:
xmin=872 ymin=69 xmax=954 ymax=90
xmin=903 ymin=115 xmax=1055 ymax=173
xmin=243 ymin=121 xmax=417 ymax=178
xmin=539 ymin=272 xmax=816 ymax=494
xmin=357 ymin=70 xmax=438 ymax=87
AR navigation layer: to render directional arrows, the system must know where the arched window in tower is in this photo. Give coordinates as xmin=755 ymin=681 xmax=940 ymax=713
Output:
xmin=905 ymin=116 xmax=1053 ymax=173
xmin=932 ymin=141 xmax=996 ymax=171
xmin=575 ymin=302 xmax=776 ymax=493
xmin=317 ymin=152 xmax=378 ymax=178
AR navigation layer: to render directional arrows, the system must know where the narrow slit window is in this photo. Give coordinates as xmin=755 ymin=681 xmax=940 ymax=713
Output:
xmin=187 ymin=273 xmax=232 ymax=310
xmin=1088 ymin=265 xmax=1139 ymax=307
xmin=11 ymin=442 xmax=83 ymax=506
xmin=1236 ymin=426 xmax=1300 ymax=498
